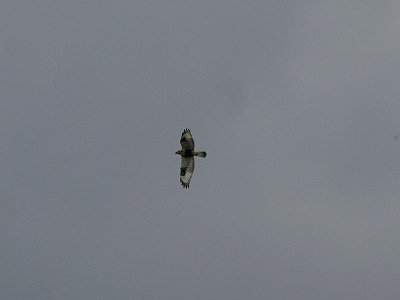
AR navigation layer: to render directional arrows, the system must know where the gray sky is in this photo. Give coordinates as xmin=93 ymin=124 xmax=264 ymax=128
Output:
xmin=2 ymin=1 xmax=400 ymax=299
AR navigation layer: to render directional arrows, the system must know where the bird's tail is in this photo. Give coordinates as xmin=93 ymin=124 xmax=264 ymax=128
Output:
xmin=195 ymin=151 xmax=207 ymax=158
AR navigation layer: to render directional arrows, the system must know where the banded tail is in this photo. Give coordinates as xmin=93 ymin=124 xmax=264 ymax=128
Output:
xmin=194 ymin=151 xmax=207 ymax=158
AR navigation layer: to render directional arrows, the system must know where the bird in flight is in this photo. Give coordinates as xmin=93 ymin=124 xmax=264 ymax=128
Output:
xmin=175 ymin=129 xmax=207 ymax=188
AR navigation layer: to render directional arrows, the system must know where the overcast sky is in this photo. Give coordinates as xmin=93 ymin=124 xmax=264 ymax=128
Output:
xmin=2 ymin=1 xmax=400 ymax=299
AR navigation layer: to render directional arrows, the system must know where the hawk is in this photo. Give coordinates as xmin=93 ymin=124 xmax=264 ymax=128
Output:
xmin=175 ymin=129 xmax=207 ymax=188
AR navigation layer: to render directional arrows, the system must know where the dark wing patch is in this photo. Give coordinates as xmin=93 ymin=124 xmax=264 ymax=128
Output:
xmin=180 ymin=156 xmax=194 ymax=188
xmin=180 ymin=128 xmax=195 ymax=151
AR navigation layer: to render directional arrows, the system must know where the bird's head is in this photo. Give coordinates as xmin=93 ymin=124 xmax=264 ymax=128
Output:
xmin=175 ymin=150 xmax=183 ymax=156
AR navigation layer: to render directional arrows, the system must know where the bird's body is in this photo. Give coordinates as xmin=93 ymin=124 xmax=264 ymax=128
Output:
xmin=175 ymin=129 xmax=207 ymax=188
xmin=176 ymin=149 xmax=207 ymax=158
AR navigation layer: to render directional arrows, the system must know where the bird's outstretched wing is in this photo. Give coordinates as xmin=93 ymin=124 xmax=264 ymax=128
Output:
xmin=180 ymin=128 xmax=195 ymax=151
xmin=180 ymin=156 xmax=195 ymax=188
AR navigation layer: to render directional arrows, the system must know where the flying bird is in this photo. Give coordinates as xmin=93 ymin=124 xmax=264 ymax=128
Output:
xmin=175 ymin=129 xmax=207 ymax=188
